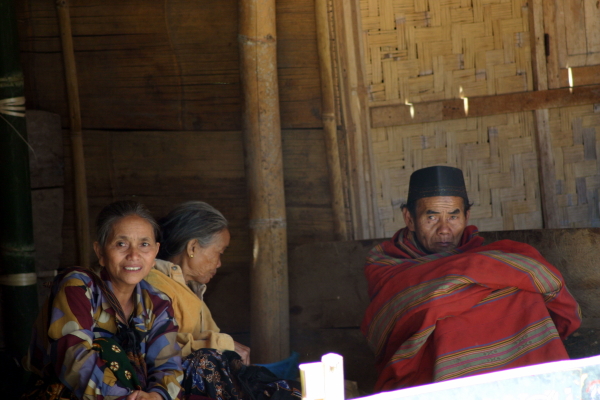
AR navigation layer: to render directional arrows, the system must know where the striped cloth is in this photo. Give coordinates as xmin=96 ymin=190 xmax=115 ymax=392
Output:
xmin=361 ymin=226 xmax=582 ymax=392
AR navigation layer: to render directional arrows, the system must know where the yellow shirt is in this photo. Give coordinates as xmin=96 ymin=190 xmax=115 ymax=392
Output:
xmin=145 ymin=259 xmax=235 ymax=357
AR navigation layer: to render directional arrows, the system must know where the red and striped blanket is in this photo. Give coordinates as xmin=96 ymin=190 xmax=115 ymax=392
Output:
xmin=361 ymin=226 xmax=582 ymax=392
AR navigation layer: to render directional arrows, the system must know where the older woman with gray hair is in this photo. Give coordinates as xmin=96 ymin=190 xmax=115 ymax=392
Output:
xmin=146 ymin=201 xmax=300 ymax=400
xmin=145 ymin=202 xmax=242 ymax=399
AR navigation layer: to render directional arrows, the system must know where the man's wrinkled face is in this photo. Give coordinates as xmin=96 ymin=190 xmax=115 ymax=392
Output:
xmin=403 ymin=196 xmax=470 ymax=254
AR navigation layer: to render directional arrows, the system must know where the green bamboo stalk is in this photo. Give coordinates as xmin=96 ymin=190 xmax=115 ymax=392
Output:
xmin=0 ymin=0 xmax=39 ymax=361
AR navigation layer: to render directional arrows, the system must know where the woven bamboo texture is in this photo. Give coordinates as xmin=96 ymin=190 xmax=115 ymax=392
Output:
xmin=362 ymin=0 xmax=600 ymax=234
xmin=362 ymin=0 xmax=533 ymax=104
xmin=374 ymin=103 xmax=600 ymax=234
xmin=373 ymin=112 xmax=544 ymax=236
xmin=550 ymin=104 xmax=600 ymax=227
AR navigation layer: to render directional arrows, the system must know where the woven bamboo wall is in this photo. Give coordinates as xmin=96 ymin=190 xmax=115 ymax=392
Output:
xmin=359 ymin=0 xmax=600 ymax=235
xmin=551 ymin=104 xmax=600 ymax=227
xmin=355 ymin=0 xmax=540 ymax=236
xmin=373 ymin=112 xmax=543 ymax=236
xmin=372 ymin=104 xmax=600 ymax=235
xmin=361 ymin=0 xmax=533 ymax=103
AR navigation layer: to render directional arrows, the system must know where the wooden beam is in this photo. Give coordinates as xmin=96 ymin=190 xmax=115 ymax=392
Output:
xmin=533 ymin=109 xmax=561 ymax=228
xmin=371 ymin=84 xmax=600 ymax=128
xmin=529 ymin=0 xmax=560 ymax=229
xmin=239 ymin=0 xmax=290 ymax=363
xmin=529 ymin=0 xmax=548 ymax=92
xmin=543 ymin=0 xmax=560 ymax=89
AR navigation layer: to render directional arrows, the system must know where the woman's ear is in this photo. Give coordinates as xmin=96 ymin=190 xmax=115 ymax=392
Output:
xmin=186 ymin=239 xmax=197 ymax=258
xmin=154 ymin=242 xmax=160 ymax=259
xmin=93 ymin=242 xmax=105 ymax=267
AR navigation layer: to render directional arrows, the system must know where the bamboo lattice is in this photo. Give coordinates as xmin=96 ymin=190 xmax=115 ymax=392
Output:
xmin=373 ymin=112 xmax=544 ymax=235
xmin=550 ymin=104 xmax=600 ymax=227
xmin=363 ymin=0 xmax=600 ymax=233
xmin=361 ymin=0 xmax=533 ymax=104
xmin=374 ymin=103 xmax=600 ymax=234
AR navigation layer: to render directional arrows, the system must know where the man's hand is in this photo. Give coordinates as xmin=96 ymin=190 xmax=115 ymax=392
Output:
xmin=126 ymin=390 xmax=163 ymax=400
xmin=234 ymin=341 xmax=251 ymax=365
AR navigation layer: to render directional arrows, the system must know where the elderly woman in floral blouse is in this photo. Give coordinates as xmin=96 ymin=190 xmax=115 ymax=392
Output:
xmin=24 ymin=201 xmax=183 ymax=400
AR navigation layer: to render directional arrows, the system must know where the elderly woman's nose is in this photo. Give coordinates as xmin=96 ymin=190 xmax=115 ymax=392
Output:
xmin=126 ymin=246 xmax=141 ymax=259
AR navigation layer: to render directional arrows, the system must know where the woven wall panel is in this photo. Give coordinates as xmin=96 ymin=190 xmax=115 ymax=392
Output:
xmin=362 ymin=0 xmax=533 ymax=104
xmin=550 ymin=104 xmax=600 ymax=227
xmin=372 ymin=112 xmax=544 ymax=236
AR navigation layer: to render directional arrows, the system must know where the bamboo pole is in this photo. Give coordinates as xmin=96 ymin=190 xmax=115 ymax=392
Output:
xmin=239 ymin=0 xmax=290 ymax=363
xmin=315 ymin=0 xmax=347 ymax=241
xmin=0 ymin=0 xmax=39 ymax=361
xmin=56 ymin=0 xmax=91 ymax=266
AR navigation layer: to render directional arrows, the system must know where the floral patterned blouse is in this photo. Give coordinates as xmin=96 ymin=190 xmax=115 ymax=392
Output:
xmin=24 ymin=268 xmax=183 ymax=400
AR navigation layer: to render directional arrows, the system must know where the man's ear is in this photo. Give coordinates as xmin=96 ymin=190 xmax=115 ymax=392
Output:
xmin=93 ymin=242 xmax=105 ymax=267
xmin=465 ymin=209 xmax=470 ymax=225
xmin=402 ymin=207 xmax=416 ymax=231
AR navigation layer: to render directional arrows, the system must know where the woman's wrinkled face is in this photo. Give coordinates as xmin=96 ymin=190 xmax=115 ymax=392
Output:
xmin=185 ymin=229 xmax=230 ymax=284
xmin=94 ymin=215 xmax=160 ymax=294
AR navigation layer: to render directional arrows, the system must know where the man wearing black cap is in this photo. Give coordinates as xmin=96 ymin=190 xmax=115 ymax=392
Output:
xmin=401 ymin=166 xmax=472 ymax=254
xmin=361 ymin=165 xmax=581 ymax=392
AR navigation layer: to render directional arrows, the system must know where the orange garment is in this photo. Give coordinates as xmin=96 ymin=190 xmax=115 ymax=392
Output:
xmin=146 ymin=259 xmax=235 ymax=357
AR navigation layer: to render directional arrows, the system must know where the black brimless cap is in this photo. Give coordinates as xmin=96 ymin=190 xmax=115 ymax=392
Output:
xmin=407 ymin=166 xmax=469 ymax=204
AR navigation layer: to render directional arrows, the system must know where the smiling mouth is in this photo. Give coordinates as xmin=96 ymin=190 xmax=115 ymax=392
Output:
xmin=124 ymin=266 xmax=142 ymax=271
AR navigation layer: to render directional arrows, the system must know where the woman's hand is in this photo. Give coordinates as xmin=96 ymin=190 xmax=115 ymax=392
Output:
xmin=234 ymin=341 xmax=251 ymax=365
xmin=126 ymin=390 xmax=163 ymax=400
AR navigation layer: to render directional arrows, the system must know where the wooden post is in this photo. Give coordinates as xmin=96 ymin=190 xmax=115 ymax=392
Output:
xmin=239 ymin=0 xmax=290 ymax=363
xmin=529 ymin=0 xmax=561 ymax=228
xmin=315 ymin=0 xmax=347 ymax=241
xmin=331 ymin=0 xmax=381 ymax=239
xmin=56 ymin=0 xmax=91 ymax=266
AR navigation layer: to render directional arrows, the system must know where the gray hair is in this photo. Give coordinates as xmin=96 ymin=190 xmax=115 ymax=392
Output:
xmin=96 ymin=200 xmax=160 ymax=247
xmin=157 ymin=201 xmax=228 ymax=260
